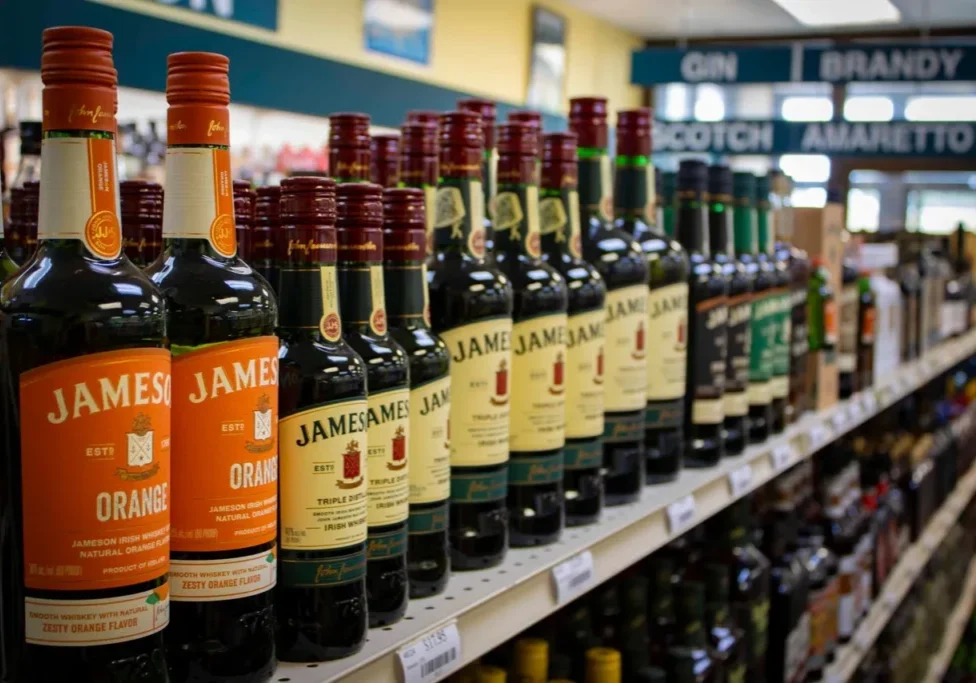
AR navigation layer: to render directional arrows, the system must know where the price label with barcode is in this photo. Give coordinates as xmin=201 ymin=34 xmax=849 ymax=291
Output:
xmin=551 ymin=550 xmax=596 ymax=605
xmin=771 ymin=443 xmax=794 ymax=472
xmin=397 ymin=622 xmax=462 ymax=683
xmin=728 ymin=464 xmax=753 ymax=497
xmin=667 ymin=495 xmax=696 ymax=535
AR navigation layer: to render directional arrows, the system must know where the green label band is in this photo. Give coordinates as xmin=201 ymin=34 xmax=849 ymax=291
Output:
xmin=603 ymin=412 xmax=645 ymax=443
xmin=508 ymin=452 xmax=564 ymax=485
xmin=563 ymin=439 xmax=603 ymax=470
xmin=409 ymin=503 xmax=449 ymax=534
xmin=451 ymin=468 xmax=508 ymax=502
xmin=366 ymin=528 xmax=408 ymax=559
xmin=279 ymin=550 xmax=366 ymax=587
xmin=645 ymin=398 xmax=684 ymax=429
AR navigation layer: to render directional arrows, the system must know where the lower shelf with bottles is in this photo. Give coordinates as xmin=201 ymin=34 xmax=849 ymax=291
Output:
xmin=922 ymin=556 xmax=976 ymax=683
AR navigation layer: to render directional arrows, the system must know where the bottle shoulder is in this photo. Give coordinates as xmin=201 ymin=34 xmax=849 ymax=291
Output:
xmin=278 ymin=337 xmax=368 ymax=412
xmin=388 ymin=324 xmax=451 ymax=386
xmin=497 ymin=254 xmax=568 ymax=319
xmin=344 ymin=330 xmax=410 ymax=391
xmin=582 ymin=216 xmax=649 ymax=288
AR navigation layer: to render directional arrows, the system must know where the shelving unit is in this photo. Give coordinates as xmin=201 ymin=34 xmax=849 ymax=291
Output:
xmin=276 ymin=330 xmax=976 ymax=683
xmin=922 ymin=557 xmax=976 ymax=683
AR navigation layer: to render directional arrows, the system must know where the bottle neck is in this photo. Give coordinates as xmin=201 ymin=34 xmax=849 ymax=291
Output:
xmin=704 ymin=599 xmax=730 ymax=631
xmin=614 ymin=155 xmax=659 ymax=233
xmin=482 ymin=147 xmax=497 ymax=220
xmin=495 ymin=161 xmax=541 ymax=259
xmin=733 ymin=200 xmax=758 ymax=256
xmin=277 ymin=225 xmax=340 ymax=339
xmin=337 ymin=228 xmax=387 ymax=337
xmin=331 ymin=147 xmax=370 ymax=183
xmin=576 ymin=147 xmax=613 ymax=236
xmin=539 ymin=186 xmax=584 ymax=260
xmin=676 ymin=190 xmax=710 ymax=256
xmin=708 ymin=195 xmax=733 ymax=258
xmin=14 ymin=153 xmax=41 ymax=188
xmin=757 ymin=200 xmax=774 ymax=256
xmin=675 ymin=593 xmax=708 ymax=648
xmin=385 ymin=259 xmax=428 ymax=324
xmin=162 ymin=143 xmax=237 ymax=260
xmin=434 ymin=154 xmax=487 ymax=259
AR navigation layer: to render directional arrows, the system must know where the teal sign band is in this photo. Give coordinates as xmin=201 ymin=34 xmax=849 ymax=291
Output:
xmin=508 ymin=452 xmax=564 ymax=485
xmin=451 ymin=468 xmax=508 ymax=502
xmin=279 ymin=550 xmax=366 ymax=587
xmin=141 ymin=0 xmax=278 ymax=30
xmin=603 ymin=412 xmax=645 ymax=443
xmin=645 ymin=398 xmax=684 ymax=429
xmin=408 ymin=503 xmax=449 ymax=534
xmin=563 ymin=439 xmax=603 ymax=470
xmin=366 ymin=528 xmax=407 ymax=559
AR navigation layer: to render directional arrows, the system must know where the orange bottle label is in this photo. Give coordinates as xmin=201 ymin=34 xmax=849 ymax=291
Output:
xmin=20 ymin=348 xmax=171 ymax=592
xmin=861 ymin=307 xmax=876 ymax=343
xmin=171 ymin=337 xmax=279 ymax=552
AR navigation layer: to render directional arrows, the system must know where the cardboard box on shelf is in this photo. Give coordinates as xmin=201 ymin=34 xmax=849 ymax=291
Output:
xmin=807 ymin=350 xmax=839 ymax=412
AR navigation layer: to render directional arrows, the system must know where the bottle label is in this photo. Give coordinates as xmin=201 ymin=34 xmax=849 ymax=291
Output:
xmin=839 ymin=284 xmax=858 ymax=369
xmin=408 ymin=501 xmax=449 ymax=534
xmin=366 ymin=387 xmax=410 ymax=526
xmin=563 ymin=439 xmax=603 ymax=470
xmin=369 ymin=264 xmax=389 ymax=334
xmin=278 ymin=399 xmax=368 ymax=551
xmin=604 ymin=284 xmax=649 ymax=413
xmin=435 ymin=179 xmax=485 ymax=258
xmin=170 ymin=548 xmax=277 ymax=601
xmin=724 ymin=293 xmax=751 ymax=417
xmin=748 ymin=292 xmax=776 ymax=405
xmin=577 ymin=155 xmax=613 ymax=223
xmin=494 ymin=185 xmax=542 ymax=257
xmin=161 ymin=147 xmax=237 ymax=257
xmin=318 ymin=264 xmax=342 ymax=341
xmin=450 ymin=468 xmax=508 ymax=502
xmin=692 ymin=296 xmax=728 ymax=425
xmin=565 ymin=308 xmax=605 ymax=439
xmin=366 ymin=526 xmax=407 ymax=559
xmin=539 ymin=191 xmax=584 ymax=259
xmin=837 ymin=553 xmax=857 ymax=637
xmin=508 ymin=452 xmax=564 ymax=485
xmin=19 ymin=348 xmax=171 ymax=641
xmin=772 ymin=291 xmax=792 ymax=394
xmin=409 ymin=375 xmax=451 ymax=504
xmin=38 ymin=136 xmax=122 ymax=259
xmin=170 ymin=337 xmax=279 ymax=553
xmin=278 ymin=549 xmax=366 ymax=588
xmin=440 ymin=316 xmax=512 ymax=467
xmin=861 ymin=305 xmax=876 ymax=344
xmin=510 ymin=313 xmax=568 ymax=452
xmin=646 ymin=282 xmax=689 ymax=401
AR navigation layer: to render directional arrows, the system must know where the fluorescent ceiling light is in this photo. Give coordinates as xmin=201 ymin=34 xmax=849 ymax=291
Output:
xmin=772 ymin=0 xmax=901 ymax=26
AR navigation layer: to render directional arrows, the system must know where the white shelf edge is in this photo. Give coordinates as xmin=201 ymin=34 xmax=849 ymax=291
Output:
xmin=923 ymin=557 xmax=976 ymax=683
xmin=276 ymin=331 xmax=976 ymax=683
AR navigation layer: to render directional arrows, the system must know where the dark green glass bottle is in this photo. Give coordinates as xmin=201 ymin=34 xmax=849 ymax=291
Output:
xmin=644 ymin=553 xmax=678 ymax=668
xmin=569 ymin=97 xmax=649 ymax=505
xmin=457 ymin=99 xmax=497 ymax=259
xmin=704 ymin=564 xmax=748 ymax=683
xmin=615 ymin=109 xmax=689 ymax=483
xmin=666 ymin=582 xmax=718 ymax=682
xmin=857 ymin=273 xmax=876 ymax=391
xmin=660 ymin=171 xmax=677 ymax=239
xmin=676 ymin=160 xmax=728 ymax=467
xmin=0 ymin=210 xmax=19 ymax=280
xmin=838 ymin=258 xmax=859 ymax=398
xmin=808 ymin=257 xmax=838 ymax=353
xmin=540 ymin=132 xmax=607 ymax=527
xmin=757 ymin=175 xmax=789 ymax=434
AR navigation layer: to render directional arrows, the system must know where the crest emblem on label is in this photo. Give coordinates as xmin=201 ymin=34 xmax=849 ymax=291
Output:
xmin=252 ymin=394 xmax=274 ymax=445
xmin=85 ymin=210 xmax=122 ymax=259
xmin=633 ymin=321 xmax=646 ymax=359
xmin=493 ymin=192 xmax=524 ymax=235
xmin=370 ymin=308 xmax=387 ymax=335
xmin=339 ymin=440 xmax=364 ymax=488
xmin=677 ymin=317 xmax=688 ymax=350
xmin=550 ymin=352 xmax=565 ymax=395
xmin=389 ymin=426 xmax=407 ymax=470
xmin=527 ymin=231 xmax=542 ymax=258
xmin=491 ymin=359 xmax=510 ymax=405
xmin=595 ymin=347 xmax=604 ymax=384
xmin=209 ymin=213 xmax=237 ymax=257
xmin=123 ymin=413 xmax=157 ymax=476
xmin=435 ymin=186 xmax=465 ymax=235
xmin=321 ymin=312 xmax=341 ymax=342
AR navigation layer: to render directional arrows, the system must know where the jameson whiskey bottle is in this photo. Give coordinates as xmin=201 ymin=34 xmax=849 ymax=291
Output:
xmin=457 ymin=99 xmax=497 ymax=257
xmin=329 ymin=113 xmax=371 ymax=183
xmin=757 ymin=175 xmax=789 ymax=434
xmin=676 ymin=160 xmax=728 ymax=467
xmin=708 ymin=165 xmax=749 ymax=457
xmin=275 ymin=177 xmax=368 ymax=661
xmin=569 ymin=96 xmax=649 ymax=505
xmin=335 ymin=182 xmax=410 ymax=626
xmin=147 ymin=51 xmax=279 ymax=682
xmin=0 ymin=27 xmax=170 ymax=682
xmin=233 ymin=179 xmax=254 ymax=265
xmin=614 ymin=109 xmax=688 ymax=483
xmin=509 ymin=110 xmax=543 ymax=184
xmin=253 ymin=185 xmax=280 ymax=291
xmin=399 ymin=120 xmax=438 ymax=262
xmin=430 ymin=111 xmax=514 ymax=569
xmin=371 ymin=134 xmax=400 ymax=188
xmin=540 ymin=132 xmax=606 ymax=526
xmin=494 ymin=121 xmax=568 ymax=546
xmin=120 ymin=180 xmax=163 ymax=267
xmin=382 ymin=188 xmax=452 ymax=597
xmin=734 ymin=173 xmax=773 ymax=444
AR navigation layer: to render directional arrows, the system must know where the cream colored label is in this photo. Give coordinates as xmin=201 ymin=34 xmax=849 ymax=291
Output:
xmin=770 ymin=375 xmax=789 ymax=399
xmin=645 ymin=160 xmax=657 ymax=224
xmin=409 ymin=375 xmax=451 ymax=504
xmin=440 ymin=317 xmax=512 ymax=467
xmin=724 ymin=391 xmax=749 ymax=417
xmin=568 ymin=190 xmax=583 ymax=258
xmin=749 ymin=381 xmax=772 ymax=405
xmin=646 ymin=283 xmax=689 ymax=401
xmin=837 ymin=353 xmax=857 ymax=372
xmin=565 ymin=308 xmax=605 ymax=439
xmin=494 ymin=187 xmax=541 ymax=257
xmin=599 ymin=154 xmax=614 ymax=222
xmin=605 ymin=284 xmax=649 ymax=412
xmin=278 ymin=400 xmax=369 ymax=551
xmin=470 ymin=180 xmax=485 ymax=236
xmin=25 ymin=584 xmax=170 ymax=646
xmin=424 ymin=185 xmax=437 ymax=255
xmin=494 ymin=192 xmax=525 ymax=233
xmin=161 ymin=148 xmax=235 ymax=256
xmin=319 ymin=265 xmax=342 ymax=342
xmin=369 ymin=264 xmax=388 ymax=335
xmin=366 ymin=388 xmax=410 ymax=526
xmin=422 ymin=263 xmax=431 ymax=326
xmin=510 ymin=313 xmax=568 ymax=452
xmin=170 ymin=550 xmax=276 ymax=602
xmin=524 ymin=186 xmax=541 ymax=257
xmin=693 ymin=398 xmax=724 ymax=424
xmin=539 ymin=196 xmax=567 ymax=239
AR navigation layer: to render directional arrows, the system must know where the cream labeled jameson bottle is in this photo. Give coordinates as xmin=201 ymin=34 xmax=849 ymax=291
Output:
xmin=569 ymin=97 xmax=649 ymax=505
xmin=540 ymin=132 xmax=607 ymax=527
xmin=399 ymin=120 xmax=439 ymax=263
xmin=275 ymin=177 xmax=368 ymax=661
xmin=430 ymin=111 xmax=514 ymax=569
xmin=494 ymin=121 xmax=568 ymax=547
xmin=146 ymin=52 xmax=279 ymax=682
xmin=335 ymin=183 xmax=411 ymax=626
xmin=383 ymin=188 xmax=452 ymax=597
xmin=0 ymin=27 xmax=170 ymax=682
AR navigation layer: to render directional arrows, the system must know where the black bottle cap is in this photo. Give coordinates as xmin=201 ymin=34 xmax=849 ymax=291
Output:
xmin=733 ymin=171 xmax=756 ymax=201
xmin=707 ymin=164 xmax=732 ymax=198
xmin=677 ymin=159 xmax=707 ymax=193
xmin=19 ymin=121 xmax=41 ymax=155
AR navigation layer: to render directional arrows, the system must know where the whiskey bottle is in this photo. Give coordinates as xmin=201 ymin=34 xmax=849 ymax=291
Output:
xmin=704 ymin=564 xmax=748 ymax=683
xmin=540 ymin=132 xmax=606 ymax=526
xmin=614 ymin=109 xmax=688 ymax=482
xmin=253 ymin=185 xmax=280 ymax=291
xmin=335 ymin=182 xmax=410 ymax=626
xmin=708 ymin=165 xmax=749 ymax=457
xmin=1 ymin=120 xmax=41 ymax=225
xmin=665 ymin=582 xmax=718 ymax=682
xmin=660 ymin=171 xmax=676 ymax=239
xmin=329 ymin=113 xmax=371 ymax=183
xmin=275 ymin=176 xmax=368 ymax=661
xmin=0 ymin=209 xmax=17 ymax=280
xmin=808 ymin=257 xmax=838 ymax=353
xmin=399 ymin=121 xmax=439 ymax=262
xmin=120 ymin=180 xmax=163 ymax=267
xmin=9 ymin=182 xmax=39 ymax=265
xmin=569 ymin=96 xmax=649 ymax=505
xmin=147 ymin=51 xmax=279 ymax=682
xmin=857 ymin=272 xmax=876 ymax=391
xmin=233 ymin=179 xmax=254 ymax=265
xmin=371 ymin=134 xmax=400 ymax=188
xmin=676 ymin=160 xmax=728 ymax=467
xmin=457 ymin=99 xmax=497 ymax=256
xmin=0 ymin=27 xmax=170 ymax=682
xmin=383 ymin=187 xmax=452 ymax=597
xmin=495 ymin=121 xmax=568 ymax=547
xmin=757 ymin=175 xmax=789 ymax=434
xmin=430 ymin=111 xmax=514 ymax=569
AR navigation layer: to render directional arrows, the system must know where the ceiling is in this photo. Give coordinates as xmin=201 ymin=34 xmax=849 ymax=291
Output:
xmin=562 ymin=0 xmax=976 ymax=39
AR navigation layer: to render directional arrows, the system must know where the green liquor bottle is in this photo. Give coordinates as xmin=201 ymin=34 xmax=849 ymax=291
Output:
xmin=666 ymin=582 xmax=718 ymax=682
xmin=757 ymin=174 xmax=789 ymax=434
xmin=857 ymin=273 xmax=876 ymax=391
xmin=660 ymin=171 xmax=677 ymax=239
xmin=808 ymin=257 xmax=838 ymax=353
xmin=399 ymin=120 xmax=439 ymax=264
xmin=704 ymin=564 xmax=748 ymax=683
xmin=457 ymin=99 xmax=498 ymax=258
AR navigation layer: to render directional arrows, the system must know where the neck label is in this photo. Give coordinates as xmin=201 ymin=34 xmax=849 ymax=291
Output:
xmin=319 ymin=265 xmax=342 ymax=342
xmin=494 ymin=185 xmax=541 ymax=257
xmin=162 ymin=147 xmax=237 ymax=257
xmin=434 ymin=179 xmax=485 ymax=257
xmin=539 ymin=190 xmax=583 ymax=259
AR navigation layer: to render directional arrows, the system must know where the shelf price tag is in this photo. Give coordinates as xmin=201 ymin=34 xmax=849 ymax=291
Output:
xmin=831 ymin=409 xmax=848 ymax=432
xmin=728 ymin=464 xmax=753 ymax=497
xmin=667 ymin=495 xmax=696 ymax=535
xmin=551 ymin=551 xmax=596 ymax=605
xmin=847 ymin=400 xmax=863 ymax=424
xmin=862 ymin=391 xmax=879 ymax=415
xmin=397 ymin=621 xmax=462 ymax=683
xmin=770 ymin=444 xmax=795 ymax=473
xmin=808 ymin=423 xmax=830 ymax=451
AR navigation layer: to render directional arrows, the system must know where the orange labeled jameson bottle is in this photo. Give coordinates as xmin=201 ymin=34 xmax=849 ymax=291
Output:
xmin=335 ymin=182 xmax=411 ymax=626
xmin=399 ymin=121 xmax=438 ymax=263
xmin=0 ymin=27 xmax=171 ymax=682
xmin=371 ymin=134 xmax=400 ymax=188
xmin=233 ymin=179 xmax=254 ymax=265
xmin=275 ymin=177 xmax=368 ymax=660
xmin=569 ymin=97 xmax=649 ymax=505
xmin=120 ymin=180 xmax=163 ymax=267
xmin=457 ymin=99 xmax=497 ymax=256
xmin=430 ymin=111 xmax=514 ymax=569
xmin=495 ymin=121 xmax=568 ymax=546
xmin=540 ymin=132 xmax=607 ymax=527
xmin=253 ymin=185 xmax=280 ymax=292
xmin=383 ymin=188 xmax=452 ymax=597
xmin=330 ymin=113 xmax=371 ymax=183
xmin=146 ymin=52 xmax=279 ymax=682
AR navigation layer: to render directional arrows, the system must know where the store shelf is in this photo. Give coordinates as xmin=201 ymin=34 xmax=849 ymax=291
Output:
xmin=923 ymin=557 xmax=976 ymax=683
xmin=277 ymin=330 xmax=976 ymax=683
xmin=826 ymin=455 xmax=976 ymax=683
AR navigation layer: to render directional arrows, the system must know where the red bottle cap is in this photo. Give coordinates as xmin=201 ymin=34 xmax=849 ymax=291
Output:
xmin=120 ymin=180 xmax=164 ymax=221
xmin=165 ymin=52 xmax=230 ymax=146
xmin=457 ymin=98 xmax=496 ymax=150
xmin=406 ymin=110 xmax=441 ymax=127
xmin=439 ymin=111 xmax=483 ymax=179
xmin=41 ymin=26 xmax=116 ymax=132
xmin=508 ymin=110 xmax=542 ymax=150
xmin=497 ymin=121 xmax=539 ymax=157
xmin=330 ymin=113 xmax=370 ymax=181
xmin=336 ymin=182 xmax=383 ymax=263
xmin=616 ymin=107 xmax=652 ymax=157
xmin=541 ymin=132 xmax=578 ymax=190
xmin=233 ymin=180 xmax=255 ymax=227
xmin=255 ymin=186 xmax=281 ymax=227
xmin=400 ymin=122 xmax=438 ymax=157
xmin=280 ymin=176 xmax=337 ymax=223
xmin=382 ymin=187 xmax=426 ymax=263
xmin=569 ymin=96 xmax=608 ymax=150
xmin=370 ymin=134 xmax=400 ymax=188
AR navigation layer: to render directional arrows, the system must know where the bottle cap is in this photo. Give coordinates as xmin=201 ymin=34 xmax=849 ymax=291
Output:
xmin=279 ymin=176 xmax=337 ymax=223
xmin=406 ymin=110 xmax=441 ymax=127
xmin=513 ymin=638 xmax=548 ymax=677
xmin=732 ymin=172 xmax=756 ymax=201
xmin=329 ymin=112 xmax=370 ymax=148
xmin=585 ymin=647 xmax=621 ymax=681
xmin=707 ymin=164 xmax=733 ymax=198
xmin=497 ymin=121 xmax=538 ymax=157
xmin=336 ymin=182 xmax=383 ymax=229
xmin=457 ymin=98 xmax=496 ymax=150
xmin=677 ymin=159 xmax=708 ymax=193
xmin=41 ymin=27 xmax=116 ymax=133
xmin=542 ymin=132 xmax=577 ymax=162
xmin=439 ymin=111 xmax=483 ymax=151
xmin=508 ymin=110 xmax=542 ymax=150
xmin=382 ymin=187 xmax=426 ymax=232
xmin=255 ymin=186 xmax=281 ymax=227
xmin=165 ymin=52 xmax=230 ymax=146
xmin=569 ymin=96 xmax=608 ymax=150
xmin=616 ymin=107 xmax=652 ymax=157
xmin=370 ymin=134 xmax=400 ymax=188
xmin=371 ymin=134 xmax=399 ymax=159
xmin=233 ymin=180 xmax=255 ymax=226
xmin=400 ymin=122 xmax=438 ymax=157
xmin=541 ymin=132 xmax=578 ymax=190
xmin=120 ymin=180 xmax=163 ymax=222
xmin=475 ymin=666 xmax=507 ymax=683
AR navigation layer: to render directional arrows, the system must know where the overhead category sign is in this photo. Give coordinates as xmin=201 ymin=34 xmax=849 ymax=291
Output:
xmin=632 ymin=43 xmax=976 ymax=84
xmin=653 ymin=120 xmax=976 ymax=157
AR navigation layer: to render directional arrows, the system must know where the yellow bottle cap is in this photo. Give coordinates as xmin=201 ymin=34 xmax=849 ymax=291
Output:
xmin=477 ymin=665 xmax=507 ymax=683
xmin=585 ymin=647 xmax=621 ymax=683
xmin=513 ymin=638 xmax=549 ymax=682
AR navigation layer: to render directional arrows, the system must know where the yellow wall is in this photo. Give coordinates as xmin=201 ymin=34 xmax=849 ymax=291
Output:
xmin=94 ymin=0 xmax=643 ymax=114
